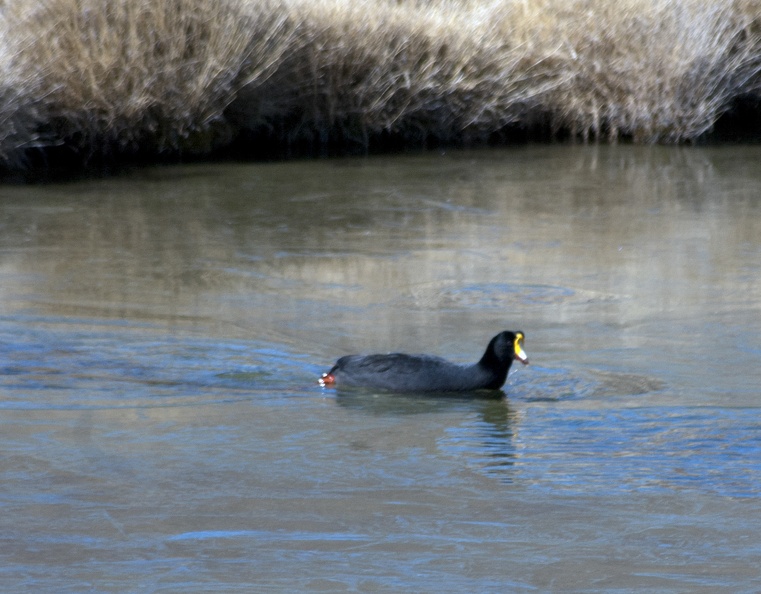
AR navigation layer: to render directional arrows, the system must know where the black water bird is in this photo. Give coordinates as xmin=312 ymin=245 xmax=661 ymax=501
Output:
xmin=319 ymin=331 xmax=528 ymax=392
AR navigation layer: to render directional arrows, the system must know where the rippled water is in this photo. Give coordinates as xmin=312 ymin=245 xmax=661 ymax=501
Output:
xmin=1 ymin=145 xmax=761 ymax=591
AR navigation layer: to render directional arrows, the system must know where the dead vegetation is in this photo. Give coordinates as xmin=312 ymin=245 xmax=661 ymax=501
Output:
xmin=2 ymin=0 xmax=761 ymax=174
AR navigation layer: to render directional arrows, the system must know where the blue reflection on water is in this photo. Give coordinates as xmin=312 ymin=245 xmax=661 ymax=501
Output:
xmin=167 ymin=530 xmax=370 ymax=542
xmin=440 ymin=403 xmax=761 ymax=498
xmin=0 ymin=314 xmax=303 ymax=410
xmin=3 ymin=312 xmax=761 ymax=502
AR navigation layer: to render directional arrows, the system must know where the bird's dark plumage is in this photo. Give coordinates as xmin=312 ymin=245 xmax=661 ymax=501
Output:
xmin=319 ymin=331 xmax=528 ymax=392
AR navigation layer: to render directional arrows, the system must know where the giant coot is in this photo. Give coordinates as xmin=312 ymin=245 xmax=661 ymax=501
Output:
xmin=319 ymin=330 xmax=528 ymax=392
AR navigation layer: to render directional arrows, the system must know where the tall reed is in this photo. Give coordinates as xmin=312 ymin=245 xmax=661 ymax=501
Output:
xmin=2 ymin=0 xmax=761 ymax=173
xmin=532 ymin=0 xmax=761 ymax=142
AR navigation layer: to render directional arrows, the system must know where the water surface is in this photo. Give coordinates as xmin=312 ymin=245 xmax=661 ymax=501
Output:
xmin=1 ymin=145 xmax=760 ymax=591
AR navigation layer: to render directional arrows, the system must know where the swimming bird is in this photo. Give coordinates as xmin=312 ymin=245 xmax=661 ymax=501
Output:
xmin=319 ymin=331 xmax=528 ymax=392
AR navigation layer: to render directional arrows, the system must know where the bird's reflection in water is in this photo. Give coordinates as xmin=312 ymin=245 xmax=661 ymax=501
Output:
xmin=471 ymin=398 xmax=517 ymax=480
xmin=334 ymin=390 xmax=517 ymax=482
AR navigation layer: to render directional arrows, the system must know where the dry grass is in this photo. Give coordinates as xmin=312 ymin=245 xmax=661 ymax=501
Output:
xmin=533 ymin=0 xmax=761 ymax=142
xmin=2 ymin=0 xmax=761 ymax=173
xmin=0 ymin=0 xmax=288 ymax=163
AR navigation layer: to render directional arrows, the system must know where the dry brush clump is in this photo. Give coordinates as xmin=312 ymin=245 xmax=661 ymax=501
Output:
xmin=230 ymin=0 xmax=562 ymax=151
xmin=0 ymin=0 xmax=294 ymax=168
xmin=2 ymin=0 xmax=761 ymax=175
xmin=532 ymin=0 xmax=761 ymax=142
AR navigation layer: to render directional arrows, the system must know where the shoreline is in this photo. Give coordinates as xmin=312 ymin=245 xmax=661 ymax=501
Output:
xmin=2 ymin=0 xmax=761 ymax=180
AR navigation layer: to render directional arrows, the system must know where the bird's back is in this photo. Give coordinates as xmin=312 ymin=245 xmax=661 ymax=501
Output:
xmin=329 ymin=353 xmax=496 ymax=392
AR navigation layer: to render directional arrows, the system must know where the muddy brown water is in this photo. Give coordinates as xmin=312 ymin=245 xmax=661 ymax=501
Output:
xmin=1 ymin=145 xmax=760 ymax=591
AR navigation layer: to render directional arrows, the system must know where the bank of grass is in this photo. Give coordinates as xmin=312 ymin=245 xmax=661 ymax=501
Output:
xmin=2 ymin=0 xmax=761 ymax=175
